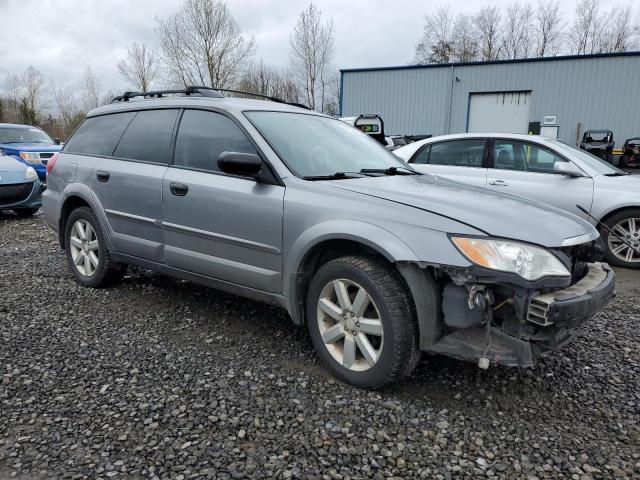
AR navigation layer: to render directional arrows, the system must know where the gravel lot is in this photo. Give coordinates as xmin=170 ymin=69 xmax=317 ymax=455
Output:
xmin=1 ymin=213 xmax=639 ymax=480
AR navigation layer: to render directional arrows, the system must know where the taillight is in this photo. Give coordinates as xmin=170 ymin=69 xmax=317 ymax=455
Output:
xmin=46 ymin=153 xmax=59 ymax=175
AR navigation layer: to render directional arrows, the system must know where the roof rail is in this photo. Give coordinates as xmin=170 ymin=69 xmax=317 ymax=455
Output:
xmin=111 ymin=85 xmax=310 ymax=110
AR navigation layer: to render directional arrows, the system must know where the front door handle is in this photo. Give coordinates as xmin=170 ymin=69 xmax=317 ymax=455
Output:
xmin=488 ymin=179 xmax=509 ymax=186
xmin=170 ymin=182 xmax=189 ymax=196
xmin=96 ymin=170 xmax=110 ymax=182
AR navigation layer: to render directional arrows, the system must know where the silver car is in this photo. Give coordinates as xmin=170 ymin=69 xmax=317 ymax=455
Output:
xmin=395 ymin=133 xmax=640 ymax=268
xmin=43 ymin=89 xmax=614 ymax=388
xmin=0 ymin=155 xmax=43 ymax=216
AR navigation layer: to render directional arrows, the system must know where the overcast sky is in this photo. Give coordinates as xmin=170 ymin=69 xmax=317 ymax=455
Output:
xmin=0 ymin=0 xmax=633 ymax=98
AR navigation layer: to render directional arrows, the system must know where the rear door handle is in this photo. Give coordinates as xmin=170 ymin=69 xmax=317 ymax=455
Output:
xmin=96 ymin=170 xmax=110 ymax=182
xmin=488 ymin=179 xmax=509 ymax=186
xmin=169 ymin=182 xmax=189 ymax=196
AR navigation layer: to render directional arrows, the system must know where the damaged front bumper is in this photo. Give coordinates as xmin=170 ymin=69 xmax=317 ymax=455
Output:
xmin=429 ymin=262 xmax=615 ymax=367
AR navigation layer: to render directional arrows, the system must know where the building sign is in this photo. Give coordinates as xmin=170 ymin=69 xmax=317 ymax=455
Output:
xmin=543 ymin=115 xmax=557 ymax=125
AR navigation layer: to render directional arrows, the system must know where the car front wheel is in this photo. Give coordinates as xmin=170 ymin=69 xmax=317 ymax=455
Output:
xmin=306 ymin=256 xmax=419 ymax=389
xmin=64 ymin=206 xmax=125 ymax=287
xmin=602 ymin=208 xmax=640 ymax=268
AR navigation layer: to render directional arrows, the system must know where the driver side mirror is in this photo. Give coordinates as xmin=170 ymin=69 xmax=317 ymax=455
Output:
xmin=217 ymin=151 xmax=262 ymax=177
xmin=553 ymin=161 xmax=585 ymax=177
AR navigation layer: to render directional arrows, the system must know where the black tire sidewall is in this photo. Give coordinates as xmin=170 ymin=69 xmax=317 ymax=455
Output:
xmin=306 ymin=258 xmax=411 ymax=389
xmin=64 ymin=207 xmax=113 ymax=287
xmin=602 ymin=208 xmax=640 ymax=268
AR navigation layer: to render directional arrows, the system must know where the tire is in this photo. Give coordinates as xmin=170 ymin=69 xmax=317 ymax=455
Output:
xmin=601 ymin=208 xmax=640 ymax=268
xmin=14 ymin=207 xmax=39 ymax=217
xmin=64 ymin=206 xmax=125 ymax=287
xmin=306 ymin=255 xmax=419 ymax=389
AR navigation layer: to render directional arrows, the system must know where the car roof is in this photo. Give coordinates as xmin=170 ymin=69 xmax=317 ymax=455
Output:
xmin=89 ymin=95 xmax=319 ymax=117
xmin=0 ymin=123 xmax=39 ymax=129
xmin=411 ymin=132 xmax=557 ymax=143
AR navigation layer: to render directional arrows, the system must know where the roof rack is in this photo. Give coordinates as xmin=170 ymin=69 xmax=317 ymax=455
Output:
xmin=111 ymin=85 xmax=310 ymax=110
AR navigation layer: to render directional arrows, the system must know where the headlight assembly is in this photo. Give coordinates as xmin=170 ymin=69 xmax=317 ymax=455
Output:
xmin=25 ymin=166 xmax=38 ymax=181
xmin=20 ymin=152 xmax=40 ymax=163
xmin=451 ymin=236 xmax=570 ymax=281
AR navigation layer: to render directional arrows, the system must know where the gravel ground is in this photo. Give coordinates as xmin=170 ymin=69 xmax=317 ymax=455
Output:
xmin=1 ymin=213 xmax=639 ymax=480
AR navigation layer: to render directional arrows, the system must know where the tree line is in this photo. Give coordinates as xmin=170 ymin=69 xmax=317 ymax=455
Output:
xmin=415 ymin=0 xmax=638 ymax=64
xmin=0 ymin=0 xmax=336 ymax=140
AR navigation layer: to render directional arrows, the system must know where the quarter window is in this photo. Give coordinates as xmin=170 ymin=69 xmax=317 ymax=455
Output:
xmin=493 ymin=140 xmax=566 ymax=173
xmin=427 ymin=139 xmax=485 ymax=167
xmin=63 ymin=112 xmax=136 ymax=156
xmin=412 ymin=145 xmax=431 ymax=164
xmin=113 ymin=109 xmax=179 ymax=164
xmin=174 ymin=110 xmax=256 ymax=172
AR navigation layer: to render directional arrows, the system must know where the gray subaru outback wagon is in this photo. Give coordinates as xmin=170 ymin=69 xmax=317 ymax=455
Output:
xmin=43 ymin=87 xmax=615 ymax=388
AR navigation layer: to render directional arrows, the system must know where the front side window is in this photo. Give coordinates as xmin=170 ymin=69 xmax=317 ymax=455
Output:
xmin=428 ymin=139 xmax=485 ymax=167
xmin=245 ymin=111 xmax=409 ymax=177
xmin=64 ymin=112 xmax=136 ymax=156
xmin=0 ymin=127 xmax=54 ymax=144
xmin=493 ymin=139 xmax=565 ymax=173
xmin=174 ymin=110 xmax=256 ymax=172
xmin=412 ymin=144 xmax=432 ymax=164
xmin=113 ymin=109 xmax=179 ymax=164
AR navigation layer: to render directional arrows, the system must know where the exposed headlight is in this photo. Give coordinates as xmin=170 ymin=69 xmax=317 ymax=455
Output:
xmin=25 ymin=166 xmax=38 ymax=181
xmin=20 ymin=152 xmax=40 ymax=163
xmin=451 ymin=237 xmax=570 ymax=281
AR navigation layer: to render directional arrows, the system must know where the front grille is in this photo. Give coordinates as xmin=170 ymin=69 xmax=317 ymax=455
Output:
xmin=0 ymin=182 xmax=33 ymax=205
xmin=39 ymin=152 xmax=54 ymax=159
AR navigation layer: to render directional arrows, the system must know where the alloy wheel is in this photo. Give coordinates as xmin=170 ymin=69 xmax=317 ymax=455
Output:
xmin=316 ymin=279 xmax=384 ymax=372
xmin=69 ymin=219 xmax=100 ymax=276
xmin=608 ymin=217 xmax=640 ymax=263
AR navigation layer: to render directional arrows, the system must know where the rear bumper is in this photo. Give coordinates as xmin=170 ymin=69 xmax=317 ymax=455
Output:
xmin=429 ymin=262 xmax=615 ymax=367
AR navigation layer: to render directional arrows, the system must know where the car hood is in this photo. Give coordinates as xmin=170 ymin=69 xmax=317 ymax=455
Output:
xmin=0 ymin=155 xmax=27 ymax=184
xmin=594 ymin=172 xmax=640 ymax=188
xmin=0 ymin=143 xmax=61 ymax=152
xmin=326 ymin=174 xmax=597 ymax=247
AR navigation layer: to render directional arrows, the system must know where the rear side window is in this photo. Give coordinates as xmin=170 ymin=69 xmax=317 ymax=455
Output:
xmin=113 ymin=109 xmax=179 ymax=164
xmin=63 ymin=112 xmax=136 ymax=156
xmin=174 ymin=110 xmax=256 ymax=172
xmin=428 ymin=139 xmax=486 ymax=167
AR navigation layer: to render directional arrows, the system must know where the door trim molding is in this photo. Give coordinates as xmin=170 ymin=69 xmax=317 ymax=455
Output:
xmin=162 ymin=221 xmax=282 ymax=255
xmin=105 ymin=208 xmax=157 ymax=224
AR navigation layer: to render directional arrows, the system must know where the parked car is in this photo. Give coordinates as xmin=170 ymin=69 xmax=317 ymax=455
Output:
xmin=0 ymin=154 xmax=43 ymax=216
xmin=579 ymin=129 xmax=614 ymax=162
xmin=394 ymin=133 xmax=640 ymax=268
xmin=620 ymin=137 xmax=640 ymax=168
xmin=44 ymin=88 xmax=614 ymax=388
xmin=0 ymin=123 xmax=62 ymax=182
xmin=384 ymin=135 xmax=409 ymax=151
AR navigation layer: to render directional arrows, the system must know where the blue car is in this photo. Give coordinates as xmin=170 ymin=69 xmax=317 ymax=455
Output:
xmin=0 ymin=154 xmax=43 ymax=216
xmin=0 ymin=123 xmax=62 ymax=182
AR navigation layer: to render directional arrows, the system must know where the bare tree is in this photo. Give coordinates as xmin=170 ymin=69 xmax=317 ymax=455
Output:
xmin=51 ymin=81 xmax=84 ymax=138
xmin=452 ymin=14 xmax=478 ymax=61
xmin=414 ymin=6 xmax=455 ymax=64
xmin=20 ymin=65 xmax=45 ymax=120
xmin=289 ymin=3 xmax=334 ymax=111
xmin=1 ymin=74 xmax=23 ymax=123
xmin=535 ymin=0 xmax=564 ymax=57
xmin=600 ymin=5 xmax=639 ymax=52
xmin=568 ymin=0 xmax=618 ymax=54
xmin=474 ymin=6 xmax=502 ymax=60
xmin=118 ymin=43 xmax=160 ymax=92
xmin=80 ymin=66 xmax=104 ymax=111
xmin=502 ymin=2 xmax=533 ymax=59
xmin=156 ymin=0 xmax=256 ymax=89
xmin=237 ymin=61 xmax=299 ymax=103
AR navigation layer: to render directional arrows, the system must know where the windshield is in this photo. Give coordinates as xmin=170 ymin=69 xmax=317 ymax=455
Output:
xmin=0 ymin=127 xmax=54 ymax=144
xmin=553 ymin=140 xmax=623 ymax=175
xmin=584 ymin=131 xmax=610 ymax=142
xmin=245 ymin=111 xmax=411 ymax=178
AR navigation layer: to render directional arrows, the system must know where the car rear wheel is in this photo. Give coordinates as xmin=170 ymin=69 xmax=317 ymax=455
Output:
xmin=64 ymin=207 xmax=125 ymax=287
xmin=306 ymin=255 xmax=419 ymax=389
xmin=602 ymin=208 xmax=640 ymax=268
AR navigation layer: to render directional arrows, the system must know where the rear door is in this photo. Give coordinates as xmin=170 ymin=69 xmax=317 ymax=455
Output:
xmin=486 ymin=138 xmax=594 ymax=218
xmin=162 ymin=109 xmax=284 ymax=293
xmin=409 ymin=138 xmax=489 ymax=188
xmin=90 ymin=109 xmax=179 ymax=261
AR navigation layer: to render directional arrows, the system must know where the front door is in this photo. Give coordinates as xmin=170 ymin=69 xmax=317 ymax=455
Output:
xmin=486 ymin=138 xmax=594 ymax=219
xmin=162 ymin=109 xmax=284 ymax=293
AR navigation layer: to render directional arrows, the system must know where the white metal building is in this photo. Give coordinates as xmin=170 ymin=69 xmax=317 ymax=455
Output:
xmin=339 ymin=52 xmax=640 ymax=146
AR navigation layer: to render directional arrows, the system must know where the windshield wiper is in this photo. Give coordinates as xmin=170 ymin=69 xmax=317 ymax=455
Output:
xmin=604 ymin=172 xmax=628 ymax=176
xmin=302 ymin=171 xmax=368 ymax=181
xmin=359 ymin=166 xmax=421 ymax=176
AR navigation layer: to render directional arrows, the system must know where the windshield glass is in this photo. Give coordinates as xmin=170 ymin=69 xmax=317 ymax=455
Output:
xmin=245 ymin=111 xmax=411 ymax=178
xmin=0 ymin=127 xmax=54 ymax=144
xmin=553 ymin=140 xmax=623 ymax=175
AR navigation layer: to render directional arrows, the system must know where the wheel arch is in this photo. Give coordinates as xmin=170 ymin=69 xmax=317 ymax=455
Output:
xmin=58 ymin=186 xmax=112 ymax=251
xmin=599 ymin=205 xmax=640 ymax=229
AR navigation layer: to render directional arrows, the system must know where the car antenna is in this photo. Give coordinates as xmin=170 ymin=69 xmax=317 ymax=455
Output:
xmin=576 ymin=205 xmax=640 ymax=256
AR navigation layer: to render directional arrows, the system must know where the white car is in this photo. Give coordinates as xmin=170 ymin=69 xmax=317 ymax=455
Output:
xmin=394 ymin=133 xmax=640 ymax=268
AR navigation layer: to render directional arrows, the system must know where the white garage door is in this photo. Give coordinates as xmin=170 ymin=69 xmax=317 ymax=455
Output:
xmin=467 ymin=91 xmax=531 ymax=134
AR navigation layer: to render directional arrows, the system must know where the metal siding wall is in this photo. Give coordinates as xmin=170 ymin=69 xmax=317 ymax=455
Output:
xmin=342 ymin=55 xmax=640 ymax=145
